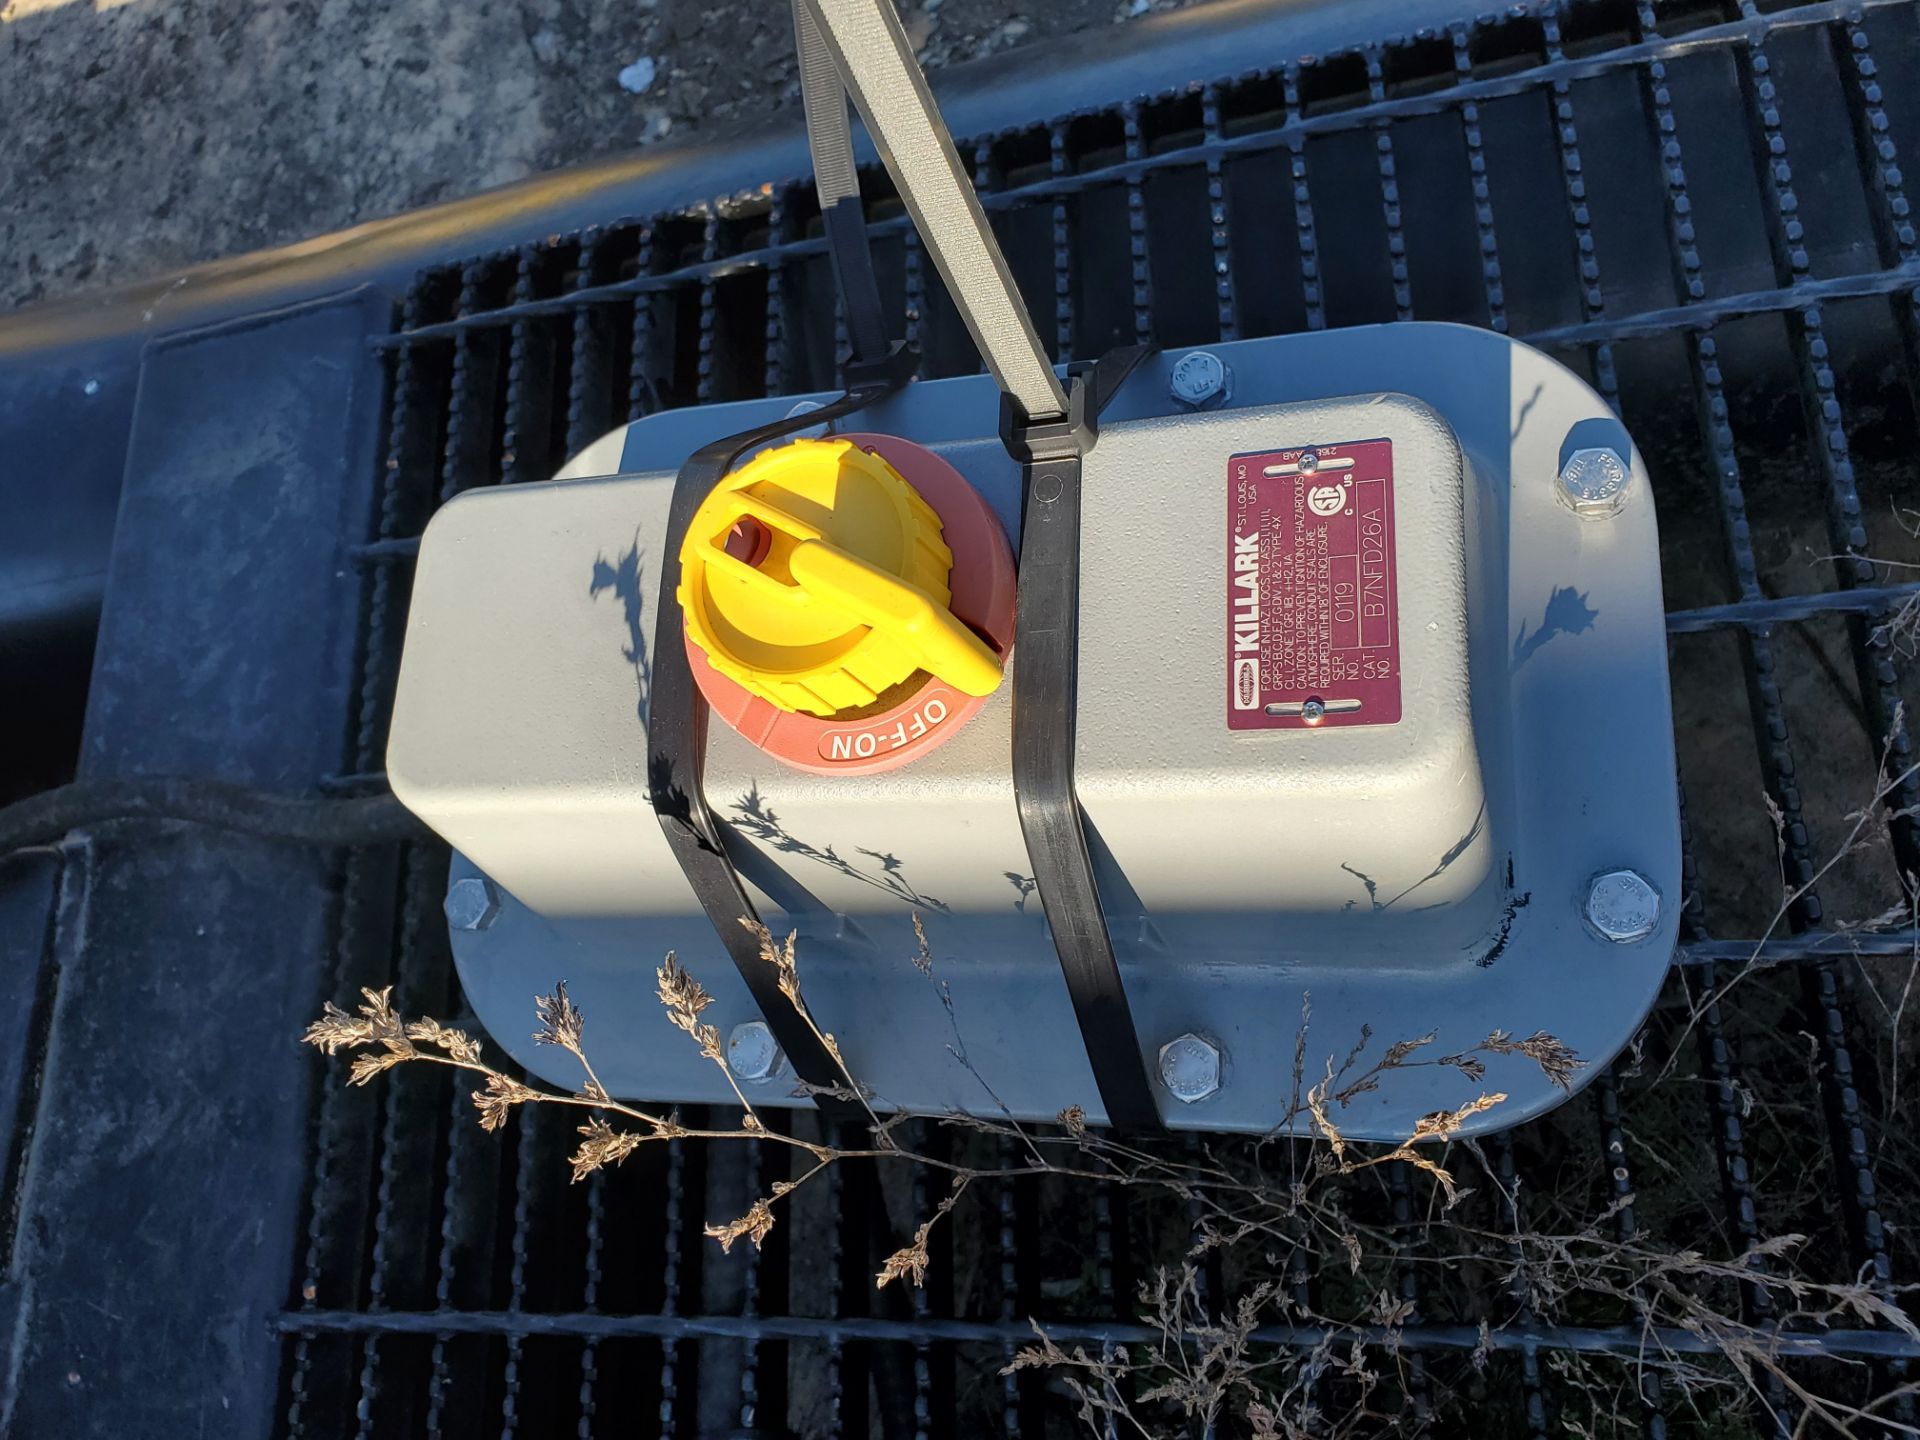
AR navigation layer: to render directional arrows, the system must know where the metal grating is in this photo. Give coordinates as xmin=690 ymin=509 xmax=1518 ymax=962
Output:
xmin=285 ymin=0 xmax=1920 ymax=1432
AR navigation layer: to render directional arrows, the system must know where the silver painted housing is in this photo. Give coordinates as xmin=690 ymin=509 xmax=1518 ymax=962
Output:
xmin=386 ymin=324 xmax=1678 ymax=1137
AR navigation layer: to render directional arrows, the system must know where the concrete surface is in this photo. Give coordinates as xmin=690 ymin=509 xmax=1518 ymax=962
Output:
xmin=0 ymin=0 xmax=1201 ymax=313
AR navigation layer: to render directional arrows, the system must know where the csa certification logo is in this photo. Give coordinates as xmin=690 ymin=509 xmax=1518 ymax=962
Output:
xmin=1306 ymin=483 xmax=1347 ymax=517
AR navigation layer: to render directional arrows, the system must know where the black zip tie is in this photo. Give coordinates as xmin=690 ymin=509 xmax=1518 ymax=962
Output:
xmin=647 ymin=381 xmax=901 ymax=1121
xmin=1003 ymin=345 xmax=1164 ymax=1134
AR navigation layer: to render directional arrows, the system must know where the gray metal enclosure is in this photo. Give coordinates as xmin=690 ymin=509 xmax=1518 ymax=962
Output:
xmin=7 ymin=0 xmax=1920 ymax=1435
xmin=398 ymin=328 xmax=1681 ymax=1139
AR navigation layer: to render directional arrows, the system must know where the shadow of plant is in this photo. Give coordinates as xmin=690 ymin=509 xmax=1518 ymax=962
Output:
xmin=590 ymin=530 xmax=652 ymax=730
xmin=729 ymin=782 xmax=950 ymax=913
xmin=1512 ymin=585 xmax=1598 ymax=671
xmin=1341 ymin=803 xmax=1488 ymax=913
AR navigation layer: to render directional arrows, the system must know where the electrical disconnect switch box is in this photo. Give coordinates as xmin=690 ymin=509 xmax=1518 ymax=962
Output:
xmin=388 ymin=324 xmax=1678 ymax=1137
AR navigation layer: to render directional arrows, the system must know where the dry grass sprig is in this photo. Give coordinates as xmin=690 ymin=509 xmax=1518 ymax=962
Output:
xmin=1132 ymin=1270 xmax=1280 ymax=1427
xmin=656 ymin=952 xmax=718 ymax=1056
xmin=308 ymin=988 xmax=418 ymax=1084
xmin=347 ymin=1049 xmax=410 ymax=1086
xmin=306 ymin=919 xmax=1920 ymax=1434
xmin=1003 ymin=1324 xmax=1148 ymax=1437
xmin=532 ymin=979 xmax=586 ymax=1052
xmin=1297 ymin=1020 xmax=1578 ymax=1117
xmin=744 ymin=917 xmax=804 ymax=1005
xmin=1664 ymin=714 xmax=1920 ymax=1082
xmin=306 ymin=986 xmax=410 ymax=1057
xmin=740 ymin=917 xmax=887 ymax=1137
xmin=306 ymin=957 xmax=1566 ymax=1305
xmin=569 ymin=1115 xmax=641 ymax=1181
xmin=1480 ymin=1029 xmax=1578 ymax=1091
xmin=706 ymin=1198 xmax=778 ymax=1255
xmin=302 ymin=974 xmax=831 ymax=1174
xmin=405 ymin=1016 xmax=483 ymax=1065
xmin=878 ymin=1177 xmax=970 ymax=1288
xmin=1302 ymin=1046 xmax=1508 ymax=1209
xmin=473 ymin=1073 xmax=539 ymax=1132
xmin=657 ymin=950 xmax=767 ymax=1125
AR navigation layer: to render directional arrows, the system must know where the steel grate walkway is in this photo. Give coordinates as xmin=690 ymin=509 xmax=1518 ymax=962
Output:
xmin=283 ymin=1 xmax=1920 ymax=1433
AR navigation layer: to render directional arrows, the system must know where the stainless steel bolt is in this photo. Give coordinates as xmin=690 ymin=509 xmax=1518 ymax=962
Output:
xmin=1157 ymin=1033 xmax=1223 ymax=1103
xmin=1300 ymin=698 xmax=1327 ymax=725
xmin=785 ymin=398 xmax=831 ymax=439
xmin=444 ymin=875 xmax=502 ymax=932
xmin=1558 ymin=447 xmax=1631 ymax=518
xmin=1586 ymin=870 xmax=1660 ymax=943
xmin=1169 ymin=351 xmax=1231 ymax=410
xmin=727 ymin=1020 xmax=785 ymax=1082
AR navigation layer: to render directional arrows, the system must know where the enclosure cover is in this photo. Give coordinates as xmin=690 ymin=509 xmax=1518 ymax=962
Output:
xmin=387 ymin=325 xmax=1678 ymax=1135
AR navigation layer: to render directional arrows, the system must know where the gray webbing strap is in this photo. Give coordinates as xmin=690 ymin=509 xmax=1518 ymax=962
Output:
xmin=795 ymin=2 xmax=860 ymax=208
xmin=793 ymin=0 xmax=897 ymax=377
xmin=796 ymin=0 xmax=1069 ymax=423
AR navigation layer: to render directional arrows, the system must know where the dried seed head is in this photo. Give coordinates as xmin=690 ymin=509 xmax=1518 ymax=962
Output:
xmin=473 ymin=1073 xmax=539 ymax=1132
xmin=1335 ymin=1023 xmax=1374 ymax=1080
xmin=705 ymin=1199 xmax=776 ymax=1254
xmin=1483 ymin=1029 xmax=1580 ymax=1091
xmin=1371 ymin=1289 xmax=1416 ymax=1328
xmin=568 ymin=1115 xmax=640 ymax=1182
xmin=533 ymin=980 xmax=586 ymax=1052
xmin=818 ymin=1030 xmax=847 ymax=1071
xmin=348 ymin=1051 xmax=409 ymax=1086
xmin=1411 ymin=1092 xmax=1508 ymax=1141
xmin=656 ymin=955 xmax=729 ymax=1063
xmin=1333 ymin=1075 xmax=1381 ymax=1105
xmin=877 ymin=1225 xmax=934 ymax=1289
xmin=1379 ymin=1031 xmax=1438 ymax=1068
xmin=405 ymin=1017 xmax=484 ymax=1066
xmin=1304 ymin=1068 xmax=1348 ymax=1164
xmin=877 ymin=1185 xmax=964 ymax=1289
xmin=304 ymin=986 xmax=406 ymax=1055
xmin=910 ymin=913 xmax=935 ymax=977
xmin=657 ymin=953 xmax=713 ymax=1031
xmin=739 ymin=918 xmax=802 ymax=1004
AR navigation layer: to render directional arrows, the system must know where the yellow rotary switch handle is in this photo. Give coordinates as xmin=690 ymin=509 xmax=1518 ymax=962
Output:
xmin=676 ymin=438 xmax=1005 ymax=716
xmin=785 ymin=538 xmax=1003 ymax=698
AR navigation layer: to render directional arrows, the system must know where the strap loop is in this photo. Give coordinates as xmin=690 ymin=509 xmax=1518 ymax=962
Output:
xmin=797 ymin=0 xmax=1068 ymax=421
xmin=1005 ymin=349 xmax=1164 ymax=1133
xmin=648 ymin=382 xmax=902 ymax=1120
xmin=792 ymin=0 xmax=904 ymax=384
